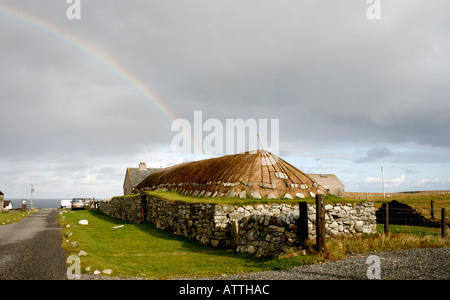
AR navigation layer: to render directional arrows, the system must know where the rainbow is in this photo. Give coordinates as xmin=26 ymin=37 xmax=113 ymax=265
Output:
xmin=0 ymin=3 xmax=176 ymax=122
xmin=0 ymin=3 xmax=203 ymax=153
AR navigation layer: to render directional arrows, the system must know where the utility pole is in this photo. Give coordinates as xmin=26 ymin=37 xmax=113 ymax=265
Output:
xmin=30 ymin=184 xmax=35 ymax=209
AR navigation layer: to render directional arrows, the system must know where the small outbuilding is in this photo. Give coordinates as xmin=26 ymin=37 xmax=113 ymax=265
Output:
xmin=3 ymin=200 xmax=12 ymax=210
xmin=123 ymin=163 xmax=158 ymax=195
xmin=308 ymin=174 xmax=345 ymax=197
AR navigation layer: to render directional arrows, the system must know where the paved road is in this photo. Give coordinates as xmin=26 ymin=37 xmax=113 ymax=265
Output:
xmin=0 ymin=210 xmax=67 ymax=280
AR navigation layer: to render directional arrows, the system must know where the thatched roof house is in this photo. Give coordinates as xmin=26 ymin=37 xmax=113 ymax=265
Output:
xmin=135 ymin=150 xmax=327 ymax=199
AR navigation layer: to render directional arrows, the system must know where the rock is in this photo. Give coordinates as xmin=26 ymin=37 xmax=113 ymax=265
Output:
xmin=355 ymin=221 xmax=364 ymax=227
xmin=309 ymin=192 xmax=316 ymax=197
xmin=93 ymin=270 xmax=101 ymax=275
xmin=239 ymin=191 xmax=246 ymax=198
xmin=283 ymin=193 xmax=293 ymax=199
xmin=78 ymin=250 xmax=88 ymax=257
xmin=78 ymin=220 xmax=88 ymax=225
xmin=71 ymin=241 xmax=79 ymax=248
xmin=85 ymin=266 xmax=91 ymax=272
xmin=65 ymin=231 xmax=72 ymax=238
xmin=274 ymin=172 xmax=288 ymax=179
xmin=250 ymin=192 xmax=261 ymax=199
xmin=295 ymin=193 xmax=305 ymax=199
xmin=267 ymin=193 xmax=277 ymax=199
xmin=102 ymin=269 xmax=113 ymax=275
xmin=227 ymin=191 xmax=236 ymax=198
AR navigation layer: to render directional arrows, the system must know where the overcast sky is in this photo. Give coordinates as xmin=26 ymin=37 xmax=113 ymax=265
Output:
xmin=1 ymin=0 xmax=449 ymax=199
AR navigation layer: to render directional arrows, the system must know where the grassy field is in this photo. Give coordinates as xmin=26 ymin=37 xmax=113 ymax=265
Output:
xmin=346 ymin=190 xmax=450 ymax=208
xmin=60 ymin=208 xmax=449 ymax=279
xmin=60 ymin=210 xmax=320 ymax=279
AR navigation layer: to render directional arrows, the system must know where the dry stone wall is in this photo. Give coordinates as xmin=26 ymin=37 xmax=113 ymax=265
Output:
xmin=100 ymin=194 xmax=376 ymax=257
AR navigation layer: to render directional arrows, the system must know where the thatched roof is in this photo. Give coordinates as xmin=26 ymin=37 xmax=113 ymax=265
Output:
xmin=135 ymin=150 xmax=327 ymax=199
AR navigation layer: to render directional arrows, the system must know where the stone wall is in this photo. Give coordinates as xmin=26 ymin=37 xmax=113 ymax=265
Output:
xmin=217 ymin=202 xmax=377 ymax=257
xmin=99 ymin=194 xmax=146 ymax=223
xmin=100 ymin=193 xmax=376 ymax=257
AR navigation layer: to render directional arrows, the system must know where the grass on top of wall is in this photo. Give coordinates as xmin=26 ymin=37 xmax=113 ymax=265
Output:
xmin=142 ymin=190 xmax=366 ymax=206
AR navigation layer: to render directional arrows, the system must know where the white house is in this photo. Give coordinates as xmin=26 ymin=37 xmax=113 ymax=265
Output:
xmin=3 ymin=200 xmax=12 ymax=210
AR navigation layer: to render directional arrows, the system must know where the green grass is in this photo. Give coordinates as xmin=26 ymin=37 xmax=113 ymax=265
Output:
xmin=376 ymin=224 xmax=443 ymax=236
xmin=0 ymin=210 xmax=36 ymax=225
xmin=60 ymin=210 xmax=320 ymax=279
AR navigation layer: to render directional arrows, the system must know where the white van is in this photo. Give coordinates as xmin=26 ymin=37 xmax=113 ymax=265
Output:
xmin=60 ymin=199 xmax=72 ymax=209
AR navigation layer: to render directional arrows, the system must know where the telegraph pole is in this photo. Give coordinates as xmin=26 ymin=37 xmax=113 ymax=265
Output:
xmin=30 ymin=184 xmax=35 ymax=209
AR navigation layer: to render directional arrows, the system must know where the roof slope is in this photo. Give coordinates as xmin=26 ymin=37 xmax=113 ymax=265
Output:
xmin=308 ymin=174 xmax=344 ymax=188
xmin=126 ymin=168 xmax=159 ymax=188
xmin=308 ymin=174 xmax=345 ymax=196
xmin=135 ymin=150 xmax=326 ymax=199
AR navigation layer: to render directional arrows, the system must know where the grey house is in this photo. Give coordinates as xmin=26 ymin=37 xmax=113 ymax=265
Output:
xmin=123 ymin=163 xmax=158 ymax=195
xmin=308 ymin=174 xmax=345 ymax=197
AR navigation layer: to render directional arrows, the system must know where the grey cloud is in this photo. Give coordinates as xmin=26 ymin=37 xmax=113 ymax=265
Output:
xmin=1 ymin=0 xmax=450 ymax=197
xmin=355 ymin=147 xmax=394 ymax=163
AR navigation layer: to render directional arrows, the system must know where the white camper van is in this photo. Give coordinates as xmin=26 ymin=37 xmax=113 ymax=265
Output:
xmin=60 ymin=199 xmax=72 ymax=209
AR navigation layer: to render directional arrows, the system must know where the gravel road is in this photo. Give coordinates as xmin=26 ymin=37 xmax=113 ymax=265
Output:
xmin=83 ymin=247 xmax=449 ymax=280
xmin=0 ymin=210 xmax=67 ymax=280
xmin=199 ymin=247 xmax=450 ymax=280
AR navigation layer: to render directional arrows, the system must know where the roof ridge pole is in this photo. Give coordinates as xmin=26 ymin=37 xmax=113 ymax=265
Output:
xmin=257 ymin=132 xmax=269 ymax=184
xmin=257 ymin=132 xmax=266 ymax=153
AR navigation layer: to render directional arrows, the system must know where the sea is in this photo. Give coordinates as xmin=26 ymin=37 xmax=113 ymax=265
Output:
xmin=7 ymin=199 xmax=78 ymax=209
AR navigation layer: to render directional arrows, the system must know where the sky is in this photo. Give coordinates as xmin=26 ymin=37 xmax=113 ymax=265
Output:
xmin=1 ymin=0 xmax=449 ymax=199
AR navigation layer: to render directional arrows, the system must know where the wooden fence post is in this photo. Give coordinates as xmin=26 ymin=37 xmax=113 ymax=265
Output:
xmin=315 ymin=194 xmax=325 ymax=253
xmin=231 ymin=220 xmax=239 ymax=248
xmin=298 ymin=202 xmax=308 ymax=246
xmin=431 ymin=200 xmax=435 ymax=219
xmin=441 ymin=208 xmax=446 ymax=238
xmin=384 ymin=202 xmax=389 ymax=235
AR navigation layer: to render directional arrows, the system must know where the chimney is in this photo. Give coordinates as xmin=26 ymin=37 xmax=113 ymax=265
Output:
xmin=139 ymin=162 xmax=147 ymax=170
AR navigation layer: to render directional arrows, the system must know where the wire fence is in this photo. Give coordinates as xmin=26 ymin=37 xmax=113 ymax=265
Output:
xmin=375 ymin=202 xmax=449 ymax=237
